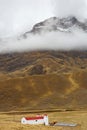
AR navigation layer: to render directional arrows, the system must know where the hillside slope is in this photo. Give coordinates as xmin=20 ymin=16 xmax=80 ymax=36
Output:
xmin=0 ymin=51 xmax=87 ymax=111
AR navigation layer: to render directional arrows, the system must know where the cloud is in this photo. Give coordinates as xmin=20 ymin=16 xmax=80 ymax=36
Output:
xmin=0 ymin=0 xmax=53 ymax=37
xmin=0 ymin=0 xmax=87 ymax=53
xmin=52 ymin=0 xmax=87 ymax=20
xmin=1 ymin=30 xmax=87 ymax=53
xmin=0 ymin=0 xmax=87 ymax=37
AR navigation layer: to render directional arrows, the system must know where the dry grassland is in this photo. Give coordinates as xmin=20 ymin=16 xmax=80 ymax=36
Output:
xmin=0 ymin=111 xmax=86 ymax=130
xmin=0 ymin=72 xmax=87 ymax=111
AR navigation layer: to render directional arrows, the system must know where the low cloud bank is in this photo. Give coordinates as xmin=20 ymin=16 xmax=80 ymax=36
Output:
xmin=0 ymin=30 xmax=87 ymax=53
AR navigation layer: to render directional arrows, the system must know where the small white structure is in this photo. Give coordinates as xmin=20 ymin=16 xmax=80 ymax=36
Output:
xmin=21 ymin=114 xmax=49 ymax=126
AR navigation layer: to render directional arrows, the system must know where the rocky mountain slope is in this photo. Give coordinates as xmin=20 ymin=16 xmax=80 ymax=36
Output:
xmin=22 ymin=16 xmax=87 ymax=38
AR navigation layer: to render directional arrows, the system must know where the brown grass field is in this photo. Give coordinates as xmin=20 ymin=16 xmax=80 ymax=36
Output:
xmin=0 ymin=111 xmax=86 ymax=130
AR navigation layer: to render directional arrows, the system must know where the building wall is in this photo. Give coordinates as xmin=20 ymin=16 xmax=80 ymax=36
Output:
xmin=44 ymin=115 xmax=49 ymax=125
xmin=21 ymin=118 xmax=44 ymax=125
xmin=27 ymin=119 xmax=44 ymax=125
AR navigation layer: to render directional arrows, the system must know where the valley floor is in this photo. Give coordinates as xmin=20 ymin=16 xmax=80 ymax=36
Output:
xmin=0 ymin=110 xmax=86 ymax=130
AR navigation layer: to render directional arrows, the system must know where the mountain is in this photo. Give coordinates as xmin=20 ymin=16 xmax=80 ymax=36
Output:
xmin=0 ymin=51 xmax=87 ymax=111
xmin=0 ymin=16 xmax=87 ymax=111
xmin=22 ymin=16 xmax=87 ymax=38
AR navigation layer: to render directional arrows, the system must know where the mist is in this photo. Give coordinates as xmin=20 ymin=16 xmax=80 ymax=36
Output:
xmin=0 ymin=0 xmax=87 ymax=37
xmin=0 ymin=30 xmax=87 ymax=53
xmin=0 ymin=0 xmax=53 ymax=37
xmin=0 ymin=0 xmax=87 ymax=53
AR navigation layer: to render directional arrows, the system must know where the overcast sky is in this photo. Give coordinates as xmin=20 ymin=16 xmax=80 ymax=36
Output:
xmin=0 ymin=0 xmax=87 ymax=37
xmin=0 ymin=0 xmax=53 ymax=37
xmin=53 ymin=0 xmax=87 ymax=20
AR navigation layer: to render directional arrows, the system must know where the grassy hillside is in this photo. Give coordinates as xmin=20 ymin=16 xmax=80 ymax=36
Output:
xmin=0 ymin=51 xmax=87 ymax=111
xmin=0 ymin=51 xmax=87 ymax=75
xmin=0 ymin=71 xmax=87 ymax=111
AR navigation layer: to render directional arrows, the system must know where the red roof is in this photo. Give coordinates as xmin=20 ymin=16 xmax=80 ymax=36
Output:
xmin=25 ymin=116 xmax=44 ymax=120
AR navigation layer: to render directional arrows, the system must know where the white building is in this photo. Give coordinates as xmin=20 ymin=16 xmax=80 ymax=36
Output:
xmin=21 ymin=114 xmax=49 ymax=125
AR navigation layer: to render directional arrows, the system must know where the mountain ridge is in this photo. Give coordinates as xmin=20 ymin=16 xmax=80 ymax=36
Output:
xmin=22 ymin=16 xmax=87 ymax=38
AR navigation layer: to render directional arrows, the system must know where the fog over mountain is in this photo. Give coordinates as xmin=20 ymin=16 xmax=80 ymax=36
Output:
xmin=0 ymin=0 xmax=87 ymax=53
